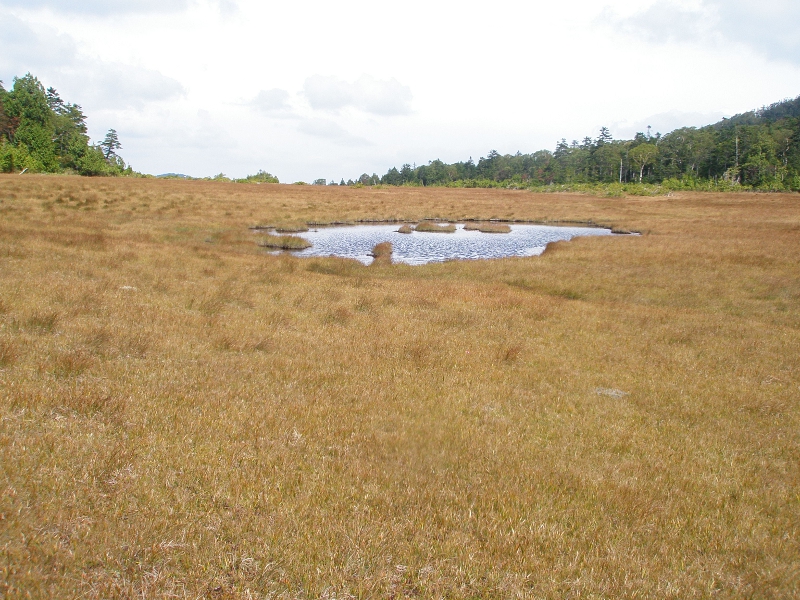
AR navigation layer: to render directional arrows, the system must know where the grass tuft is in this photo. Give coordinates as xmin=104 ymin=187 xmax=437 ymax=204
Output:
xmin=52 ymin=350 xmax=93 ymax=377
xmin=397 ymin=224 xmax=414 ymax=234
xmin=121 ymin=332 xmax=150 ymax=358
xmin=541 ymin=240 xmax=564 ymax=254
xmin=252 ymin=339 xmax=273 ymax=352
xmin=501 ymin=344 xmax=523 ymax=362
xmin=306 ymin=258 xmax=361 ymax=276
xmin=59 ymin=391 xmax=124 ymax=417
xmin=84 ymin=327 xmax=111 ymax=356
xmin=463 ymin=222 xmax=511 ymax=233
xmin=0 ymin=340 xmax=18 ymax=367
xmin=257 ymin=233 xmax=312 ymax=250
xmin=324 ymin=306 xmax=352 ymax=325
xmin=273 ymin=221 xmax=309 ymax=233
xmin=27 ymin=310 xmax=60 ymax=333
xmin=370 ymin=241 xmax=393 ymax=266
xmin=414 ymin=221 xmax=456 ymax=233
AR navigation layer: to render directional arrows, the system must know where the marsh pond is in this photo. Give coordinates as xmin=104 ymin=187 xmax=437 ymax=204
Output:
xmin=261 ymin=222 xmax=616 ymax=265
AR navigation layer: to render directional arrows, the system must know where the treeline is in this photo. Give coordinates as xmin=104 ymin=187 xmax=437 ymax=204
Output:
xmin=0 ymin=73 xmax=135 ymax=176
xmin=157 ymin=170 xmax=280 ymax=184
xmin=4 ymin=71 xmax=798 ymax=191
xmin=338 ymin=95 xmax=800 ymax=191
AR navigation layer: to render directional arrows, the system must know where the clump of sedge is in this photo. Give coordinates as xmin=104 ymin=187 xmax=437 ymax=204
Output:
xmin=463 ymin=222 xmax=511 ymax=233
xmin=414 ymin=222 xmax=456 ymax=233
xmin=274 ymin=222 xmax=310 ymax=233
xmin=258 ymin=234 xmax=311 ymax=250
xmin=370 ymin=241 xmax=393 ymax=265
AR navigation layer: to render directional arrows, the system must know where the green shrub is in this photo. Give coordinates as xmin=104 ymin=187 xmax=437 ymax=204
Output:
xmin=0 ymin=141 xmax=39 ymax=173
xmin=77 ymin=146 xmax=122 ymax=176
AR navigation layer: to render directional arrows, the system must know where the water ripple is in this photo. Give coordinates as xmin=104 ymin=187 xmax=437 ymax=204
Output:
xmin=285 ymin=223 xmax=613 ymax=265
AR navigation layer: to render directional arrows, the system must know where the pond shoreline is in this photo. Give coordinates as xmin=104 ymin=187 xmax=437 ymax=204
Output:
xmin=255 ymin=222 xmax=627 ymax=266
xmin=251 ymin=217 xmax=638 ymax=235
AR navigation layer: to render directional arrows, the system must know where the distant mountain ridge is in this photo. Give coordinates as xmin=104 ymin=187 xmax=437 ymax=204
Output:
xmin=715 ymin=95 xmax=800 ymax=129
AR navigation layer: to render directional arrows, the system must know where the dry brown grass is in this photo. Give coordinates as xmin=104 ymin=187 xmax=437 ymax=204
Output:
xmin=1 ymin=175 xmax=799 ymax=598
xmin=257 ymin=233 xmax=312 ymax=250
xmin=273 ymin=222 xmax=310 ymax=233
xmin=414 ymin=221 xmax=457 ymax=233
xmin=370 ymin=241 xmax=393 ymax=266
xmin=397 ymin=223 xmax=414 ymax=234
xmin=463 ymin=222 xmax=512 ymax=233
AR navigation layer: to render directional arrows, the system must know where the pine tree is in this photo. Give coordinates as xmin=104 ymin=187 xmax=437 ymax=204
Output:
xmin=100 ymin=128 xmax=122 ymax=160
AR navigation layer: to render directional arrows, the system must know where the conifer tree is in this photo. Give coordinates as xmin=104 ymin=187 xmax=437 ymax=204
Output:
xmin=100 ymin=128 xmax=122 ymax=160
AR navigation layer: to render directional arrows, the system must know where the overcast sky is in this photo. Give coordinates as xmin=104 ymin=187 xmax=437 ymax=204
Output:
xmin=2 ymin=0 xmax=799 ymax=181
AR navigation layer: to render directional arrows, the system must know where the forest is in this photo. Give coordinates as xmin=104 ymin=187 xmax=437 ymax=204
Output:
xmin=2 ymin=72 xmax=799 ymax=191
xmin=0 ymin=73 xmax=132 ymax=176
xmin=0 ymin=73 xmax=283 ymax=183
xmin=346 ymin=96 xmax=800 ymax=192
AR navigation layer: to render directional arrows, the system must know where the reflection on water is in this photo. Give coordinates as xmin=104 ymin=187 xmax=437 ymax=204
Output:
xmin=284 ymin=223 xmax=613 ymax=265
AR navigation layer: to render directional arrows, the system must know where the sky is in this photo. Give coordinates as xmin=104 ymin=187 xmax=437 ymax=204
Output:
xmin=1 ymin=0 xmax=799 ymax=182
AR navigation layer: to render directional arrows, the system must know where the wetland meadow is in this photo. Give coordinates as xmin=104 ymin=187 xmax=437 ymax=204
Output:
xmin=0 ymin=176 xmax=798 ymax=598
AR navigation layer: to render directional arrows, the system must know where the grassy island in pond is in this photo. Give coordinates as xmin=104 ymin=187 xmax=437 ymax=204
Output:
xmin=0 ymin=176 xmax=798 ymax=598
xmin=370 ymin=241 xmax=393 ymax=265
xmin=414 ymin=221 xmax=457 ymax=233
xmin=463 ymin=221 xmax=512 ymax=233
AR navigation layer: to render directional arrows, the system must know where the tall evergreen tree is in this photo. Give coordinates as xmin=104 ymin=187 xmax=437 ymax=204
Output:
xmin=4 ymin=74 xmax=58 ymax=171
xmin=100 ymin=128 xmax=122 ymax=160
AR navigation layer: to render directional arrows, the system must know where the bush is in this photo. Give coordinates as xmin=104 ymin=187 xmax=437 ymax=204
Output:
xmin=0 ymin=142 xmax=39 ymax=173
xmin=235 ymin=170 xmax=279 ymax=184
xmin=77 ymin=146 xmax=120 ymax=176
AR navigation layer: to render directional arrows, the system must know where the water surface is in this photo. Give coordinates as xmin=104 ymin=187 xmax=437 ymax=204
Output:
xmin=288 ymin=223 xmax=612 ymax=265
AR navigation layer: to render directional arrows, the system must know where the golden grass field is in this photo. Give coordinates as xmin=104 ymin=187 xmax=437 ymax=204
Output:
xmin=0 ymin=175 xmax=798 ymax=599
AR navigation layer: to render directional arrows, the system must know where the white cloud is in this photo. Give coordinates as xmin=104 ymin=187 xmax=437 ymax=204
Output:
xmin=216 ymin=0 xmax=239 ymax=16
xmin=304 ymin=75 xmax=352 ymax=112
xmin=600 ymin=2 xmax=707 ymax=42
xmin=303 ymin=74 xmax=413 ymax=116
xmin=0 ymin=0 xmax=190 ymax=14
xmin=250 ymin=88 xmax=292 ymax=113
xmin=297 ymin=118 xmax=372 ymax=147
xmin=714 ymin=0 xmax=800 ymax=65
xmin=603 ymin=0 xmax=800 ymax=66
xmin=64 ymin=64 xmax=185 ymax=110
xmin=0 ymin=12 xmax=77 ymax=73
xmin=0 ymin=10 xmax=183 ymax=110
xmin=8 ymin=0 xmax=253 ymax=16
